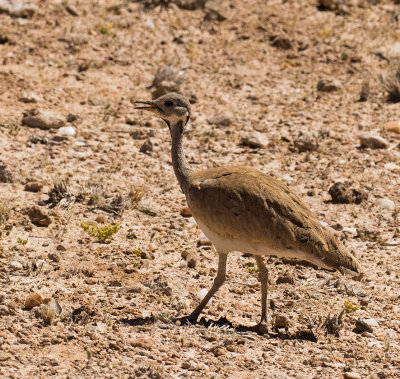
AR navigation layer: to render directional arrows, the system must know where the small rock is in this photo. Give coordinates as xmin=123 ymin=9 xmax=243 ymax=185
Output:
xmin=43 ymin=297 xmax=62 ymax=316
xmin=0 ymin=164 xmax=13 ymax=183
xmin=56 ymin=244 xmax=66 ymax=252
xmin=240 ymin=131 xmax=268 ymax=148
xmin=317 ymin=79 xmax=341 ymax=92
xmin=384 ymin=120 xmax=400 ymax=134
xmin=276 ymin=273 xmax=295 ymax=285
xmin=95 ymin=215 xmax=107 ymax=223
xmin=328 ymin=182 xmax=367 ymax=204
xmin=343 ymin=372 xmax=361 ymax=379
xmin=140 ymin=250 xmax=155 ymax=259
xmin=207 ymin=112 xmax=233 ymax=126
xmin=180 ymin=206 xmax=192 ymax=217
xmin=48 ymin=252 xmax=61 ymax=263
xmin=58 ymin=126 xmax=76 ymax=137
xmin=147 ymin=242 xmax=157 ymax=252
xmin=84 ymin=277 xmax=98 ymax=285
xmin=375 ymin=198 xmax=395 ymax=211
xmin=22 ymin=109 xmax=66 ymax=129
xmin=359 ymin=133 xmax=389 ymax=149
xmin=18 ymin=90 xmax=42 ymax=103
xmin=274 ymin=314 xmax=291 ymax=330
xmin=294 ymin=131 xmax=319 ymax=152
xmin=24 ymin=181 xmax=43 ymax=192
xmin=67 ymin=113 xmax=79 ymax=123
xmin=204 ymin=0 xmax=228 ymax=22
xmin=10 ymin=261 xmax=23 ymax=271
xmin=197 ymin=233 xmax=212 ymax=247
xmin=109 ymin=280 xmax=122 ymax=287
xmin=129 ymin=335 xmax=154 ymax=350
xmin=139 ymin=138 xmax=153 ymax=154
xmin=197 ymin=288 xmax=208 ymax=300
xmin=27 ymin=207 xmax=52 ymax=227
xmin=0 ymin=0 xmax=37 ymax=17
xmin=384 ymin=162 xmax=400 ymax=172
xmin=270 ymin=34 xmax=293 ymax=50
xmin=24 ymin=293 xmax=43 ymax=309
xmin=355 ymin=318 xmax=378 ymax=333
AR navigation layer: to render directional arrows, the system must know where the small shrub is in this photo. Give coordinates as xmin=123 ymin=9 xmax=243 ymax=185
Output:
xmin=80 ymin=222 xmax=120 ymax=243
xmin=248 ymin=266 xmax=259 ymax=274
xmin=17 ymin=238 xmax=28 ymax=245
xmin=344 ymin=300 xmax=359 ymax=313
xmin=99 ymin=24 xmax=112 ymax=34
xmin=382 ymin=66 xmax=400 ymax=102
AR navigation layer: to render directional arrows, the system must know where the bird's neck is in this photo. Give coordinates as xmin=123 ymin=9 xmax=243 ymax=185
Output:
xmin=170 ymin=121 xmax=191 ymax=194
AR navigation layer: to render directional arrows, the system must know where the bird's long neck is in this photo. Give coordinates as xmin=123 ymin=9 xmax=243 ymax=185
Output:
xmin=170 ymin=121 xmax=191 ymax=195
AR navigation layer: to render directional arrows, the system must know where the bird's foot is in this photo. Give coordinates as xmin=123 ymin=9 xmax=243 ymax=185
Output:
xmin=175 ymin=315 xmax=198 ymax=326
xmin=252 ymin=322 xmax=269 ymax=336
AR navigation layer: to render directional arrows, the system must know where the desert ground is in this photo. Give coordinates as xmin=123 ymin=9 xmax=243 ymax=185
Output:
xmin=0 ymin=0 xmax=400 ymax=378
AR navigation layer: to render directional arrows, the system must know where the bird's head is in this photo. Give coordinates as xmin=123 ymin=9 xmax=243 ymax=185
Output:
xmin=134 ymin=92 xmax=191 ymax=131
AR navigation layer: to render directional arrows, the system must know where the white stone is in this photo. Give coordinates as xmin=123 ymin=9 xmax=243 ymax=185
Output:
xmin=375 ymin=198 xmax=395 ymax=210
xmin=362 ymin=318 xmax=379 ymax=327
xmin=197 ymin=288 xmax=208 ymax=300
xmin=58 ymin=126 xmax=76 ymax=137
xmin=10 ymin=261 xmax=23 ymax=270
xmin=343 ymin=226 xmax=357 ymax=234
xmin=384 ymin=162 xmax=400 ymax=171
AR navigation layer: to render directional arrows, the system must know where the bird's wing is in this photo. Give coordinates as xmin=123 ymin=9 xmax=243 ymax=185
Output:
xmin=188 ymin=166 xmax=359 ymax=274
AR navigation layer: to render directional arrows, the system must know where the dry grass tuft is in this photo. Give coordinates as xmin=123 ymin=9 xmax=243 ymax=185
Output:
xmin=382 ymin=65 xmax=400 ymax=102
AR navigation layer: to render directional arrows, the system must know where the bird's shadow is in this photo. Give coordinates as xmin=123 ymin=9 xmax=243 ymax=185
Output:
xmin=119 ymin=316 xmax=318 ymax=342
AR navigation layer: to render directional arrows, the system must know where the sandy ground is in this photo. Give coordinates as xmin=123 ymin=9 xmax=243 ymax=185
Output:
xmin=0 ymin=0 xmax=400 ymax=378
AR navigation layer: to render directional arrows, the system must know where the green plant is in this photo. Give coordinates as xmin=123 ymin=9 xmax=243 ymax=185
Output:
xmin=248 ymin=266 xmax=259 ymax=274
xmin=344 ymin=300 xmax=359 ymax=313
xmin=17 ymin=237 xmax=28 ymax=245
xmin=80 ymin=222 xmax=120 ymax=243
xmin=99 ymin=24 xmax=112 ymax=34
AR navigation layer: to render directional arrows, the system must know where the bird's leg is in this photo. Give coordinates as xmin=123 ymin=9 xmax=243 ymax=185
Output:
xmin=178 ymin=253 xmax=228 ymax=325
xmin=253 ymin=255 xmax=269 ymax=335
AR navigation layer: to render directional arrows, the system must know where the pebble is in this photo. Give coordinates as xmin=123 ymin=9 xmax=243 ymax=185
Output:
xmin=240 ymin=131 xmax=268 ymax=148
xmin=276 ymin=273 xmax=295 ymax=285
xmin=56 ymin=244 xmax=67 ymax=252
xmin=207 ymin=112 xmax=233 ymax=126
xmin=197 ymin=288 xmax=208 ymax=300
xmin=10 ymin=261 xmax=23 ymax=271
xmin=24 ymin=181 xmax=43 ymax=192
xmin=139 ymin=138 xmax=153 ymax=154
xmin=274 ymin=314 xmax=291 ymax=329
xmin=317 ymin=79 xmax=342 ymax=92
xmin=27 ymin=206 xmax=52 ymax=227
xmin=84 ymin=277 xmax=98 ymax=285
xmin=147 ymin=243 xmax=157 ymax=252
xmin=129 ymin=335 xmax=154 ymax=350
xmin=328 ymin=182 xmax=367 ymax=204
xmin=48 ymin=252 xmax=61 ymax=263
xmin=294 ymin=131 xmax=319 ymax=152
xmin=384 ymin=120 xmax=400 ymax=134
xmin=180 ymin=206 xmax=192 ymax=217
xmin=359 ymin=133 xmax=389 ymax=149
xmin=384 ymin=162 xmax=400 ymax=171
xmin=58 ymin=126 xmax=76 ymax=137
xmin=343 ymin=372 xmax=361 ymax=379
xmin=22 ymin=109 xmax=66 ymax=129
xmin=18 ymin=90 xmax=42 ymax=103
xmin=375 ymin=198 xmax=395 ymax=211
xmin=197 ymin=233 xmax=212 ymax=246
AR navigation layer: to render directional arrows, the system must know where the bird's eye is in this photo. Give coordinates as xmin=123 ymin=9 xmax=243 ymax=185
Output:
xmin=164 ymin=100 xmax=173 ymax=107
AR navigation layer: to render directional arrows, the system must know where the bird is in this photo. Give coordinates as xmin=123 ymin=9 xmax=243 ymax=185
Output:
xmin=135 ymin=92 xmax=361 ymax=333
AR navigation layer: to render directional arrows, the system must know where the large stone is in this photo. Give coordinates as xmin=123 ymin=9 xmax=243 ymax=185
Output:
xmin=328 ymin=182 xmax=367 ymax=204
xmin=294 ymin=131 xmax=319 ymax=152
xmin=22 ymin=109 xmax=65 ymax=129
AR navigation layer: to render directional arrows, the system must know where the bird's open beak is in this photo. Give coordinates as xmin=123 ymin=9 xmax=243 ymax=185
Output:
xmin=134 ymin=100 xmax=158 ymax=111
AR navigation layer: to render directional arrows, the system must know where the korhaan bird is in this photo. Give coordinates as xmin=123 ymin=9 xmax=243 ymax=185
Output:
xmin=135 ymin=92 xmax=361 ymax=333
